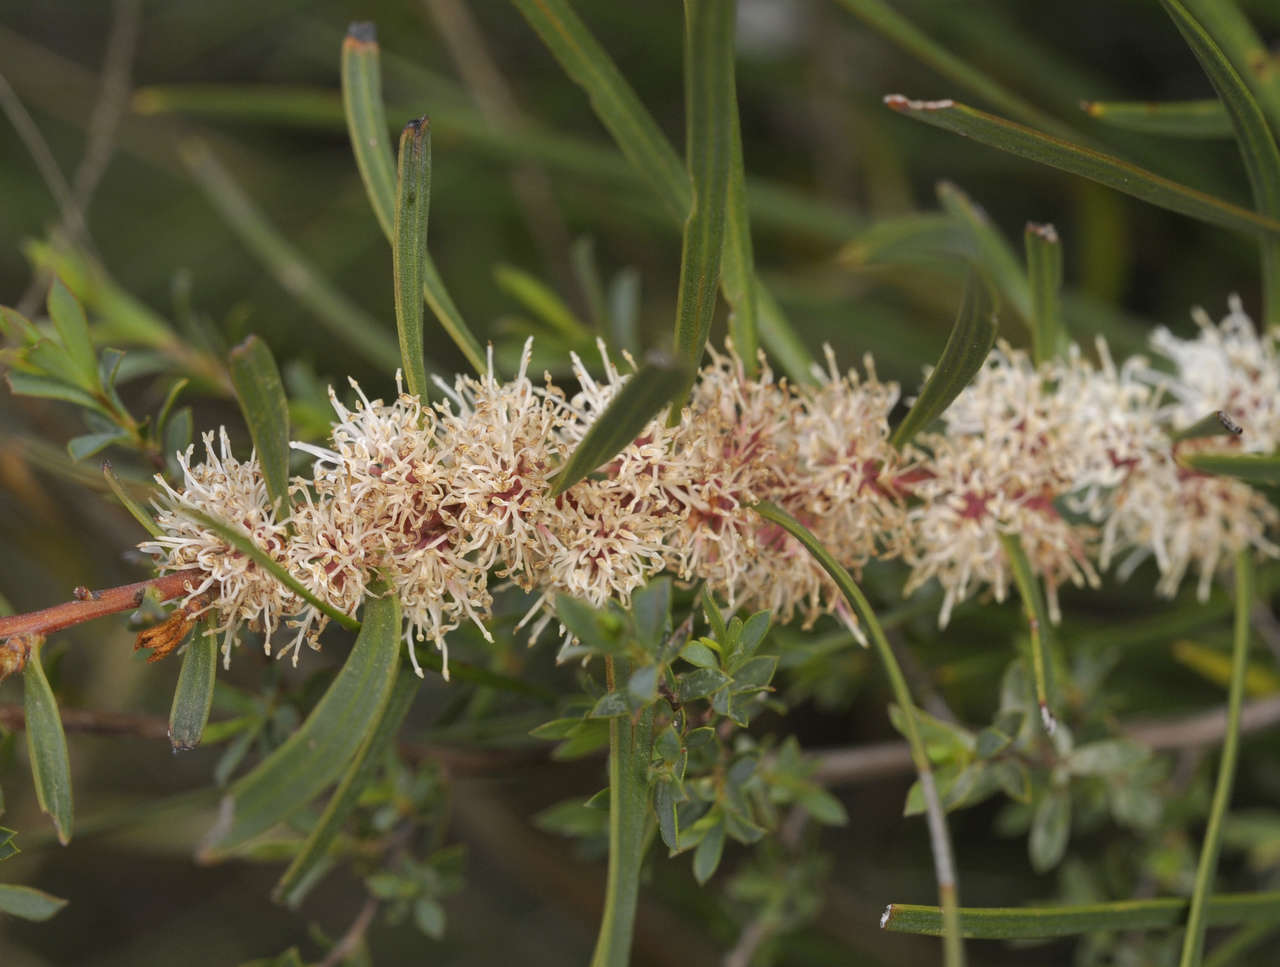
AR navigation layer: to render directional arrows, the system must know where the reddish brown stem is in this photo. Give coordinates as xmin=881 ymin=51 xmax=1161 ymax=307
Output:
xmin=0 ymin=568 xmax=205 ymax=640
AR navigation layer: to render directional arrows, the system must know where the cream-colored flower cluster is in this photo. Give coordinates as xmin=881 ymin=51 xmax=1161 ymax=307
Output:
xmin=142 ymin=301 xmax=1280 ymax=675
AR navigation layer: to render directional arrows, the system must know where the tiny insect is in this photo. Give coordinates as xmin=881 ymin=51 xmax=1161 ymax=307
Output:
xmin=1216 ymin=410 xmax=1243 ymax=436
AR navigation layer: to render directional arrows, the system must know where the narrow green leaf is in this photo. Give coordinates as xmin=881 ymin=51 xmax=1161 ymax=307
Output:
xmin=720 ymin=90 xmax=759 ymax=375
xmin=228 ymin=336 xmax=291 ymax=515
xmin=510 ymin=0 xmax=690 ymax=224
xmin=589 ymin=694 xmax=655 ymax=967
xmin=937 ymin=182 xmax=1032 ymax=324
xmin=1081 ymin=99 xmax=1234 ymax=138
xmin=1024 ymin=223 xmax=1065 ymax=365
xmin=1158 ymin=0 xmax=1280 ymax=326
xmin=837 ymin=213 xmax=972 ymax=268
xmin=1179 ymin=451 xmax=1280 ymax=485
xmin=201 ymin=592 xmax=401 ymax=857
xmin=1181 ymin=551 xmax=1255 ymax=967
xmin=889 ymin=272 xmax=998 ymax=450
xmin=1171 ymin=410 xmax=1244 ymax=443
xmin=23 ymin=642 xmax=73 ymax=845
xmin=341 ymin=23 xmax=396 ymax=238
xmin=883 ymin=95 xmax=1280 ymax=238
xmin=669 ymin=0 xmax=734 ymax=421
xmin=999 ymin=533 xmax=1059 ymax=734
xmin=178 ymin=139 xmax=402 ymax=372
xmin=751 ymin=502 xmax=964 ymax=965
xmin=169 ymin=624 xmax=219 ymax=752
xmin=274 ymin=666 xmax=419 ymax=907
xmin=422 ymin=258 xmax=487 ymax=377
xmin=495 ymin=264 xmax=591 ymax=341
xmin=103 ymin=461 xmax=161 ymax=537
xmin=339 ymin=28 xmax=485 ymax=378
xmin=394 ymin=118 xmax=432 ymax=398
xmin=549 ymin=352 xmax=691 ymax=496
xmin=835 ymin=0 xmax=1076 ymax=139
xmin=178 ymin=507 xmax=360 ymax=632
xmin=47 ymin=277 xmax=97 ymax=391
xmin=571 ymin=238 xmax=608 ymax=332
xmin=882 ymin=890 xmax=1280 ymax=939
xmin=1172 ymin=0 xmax=1280 ymax=143
xmin=0 ymin=884 xmax=68 ymax=921
xmin=755 ymin=284 xmax=816 ymax=384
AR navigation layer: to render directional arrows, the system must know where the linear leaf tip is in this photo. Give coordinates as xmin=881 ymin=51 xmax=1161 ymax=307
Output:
xmin=346 ymin=21 xmax=377 ymax=45
xmin=884 ymin=94 xmax=956 ymax=113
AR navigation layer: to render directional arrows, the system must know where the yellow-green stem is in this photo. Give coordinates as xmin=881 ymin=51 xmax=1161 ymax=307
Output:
xmin=1179 ymin=550 xmax=1255 ymax=966
xmin=752 ymin=501 xmax=964 ymax=967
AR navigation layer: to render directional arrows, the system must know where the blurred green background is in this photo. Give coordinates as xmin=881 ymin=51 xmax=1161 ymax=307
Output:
xmin=2 ymin=1 xmax=1280 ymax=964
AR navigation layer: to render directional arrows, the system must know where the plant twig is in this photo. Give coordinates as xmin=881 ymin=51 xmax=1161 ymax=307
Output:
xmin=811 ymin=694 xmax=1280 ymax=786
xmin=0 ymin=704 xmax=170 ymax=741
xmin=0 ymin=569 xmax=204 ymax=640
xmin=318 ymin=896 xmax=378 ymax=967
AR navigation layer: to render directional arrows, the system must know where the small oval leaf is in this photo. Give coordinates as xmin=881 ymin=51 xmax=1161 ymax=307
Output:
xmin=23 ymin=642 xmax=73 ymax=844
xmin=47 ymin=277 xmax=97 ymax=390
xmin=168 ymin=623 xmax=218 ymax=751
xmin=1029 ymin=788 xmax=1071 ymax=873
xmin=0 ymin=883 xmax=68 ymax=921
